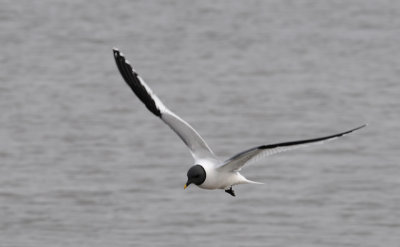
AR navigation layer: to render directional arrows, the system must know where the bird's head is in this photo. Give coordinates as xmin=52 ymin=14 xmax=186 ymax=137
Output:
xmin=184 ymin=164 xmax=206 ymax=189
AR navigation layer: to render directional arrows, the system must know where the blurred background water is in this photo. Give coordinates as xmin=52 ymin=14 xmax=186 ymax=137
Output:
xmin=1 ymin=0 xmax=399 ymax=246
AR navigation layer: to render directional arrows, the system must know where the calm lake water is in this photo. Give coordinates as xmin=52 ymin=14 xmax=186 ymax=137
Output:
xmin=1 ymin=0 xmax=399 ymax=246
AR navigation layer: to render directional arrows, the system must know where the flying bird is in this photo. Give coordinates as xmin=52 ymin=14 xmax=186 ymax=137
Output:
xmin=112 ymin=48 xmax=366 ymax=197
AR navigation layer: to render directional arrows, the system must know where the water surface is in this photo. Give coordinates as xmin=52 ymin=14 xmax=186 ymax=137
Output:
xmin=1 ymin=1 xmax=399 ymax=246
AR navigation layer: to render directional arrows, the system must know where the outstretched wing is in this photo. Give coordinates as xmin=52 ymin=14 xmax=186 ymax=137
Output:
xmin=113 ymin=48 xmax=217 ymax=162
xmin=217 ymin=125 xmax=366 ymax=172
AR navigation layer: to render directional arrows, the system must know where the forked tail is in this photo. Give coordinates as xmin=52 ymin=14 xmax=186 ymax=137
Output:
xmin=245 ymin=179 xmax=264 ymax=185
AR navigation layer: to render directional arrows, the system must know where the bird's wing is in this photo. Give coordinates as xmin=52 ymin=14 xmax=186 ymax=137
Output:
xmin=217 ymin=125 xmax=366 ymax=172
xmin=113 ymin=48 xmax=217 ymax=162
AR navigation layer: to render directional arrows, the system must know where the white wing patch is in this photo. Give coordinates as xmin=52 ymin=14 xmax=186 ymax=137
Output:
xmin=218 ymin=125 xmax=366 ymax=172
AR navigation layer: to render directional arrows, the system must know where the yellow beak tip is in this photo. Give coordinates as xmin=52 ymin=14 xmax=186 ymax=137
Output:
xmin=184 ymin=184 xmax=187 ymax=189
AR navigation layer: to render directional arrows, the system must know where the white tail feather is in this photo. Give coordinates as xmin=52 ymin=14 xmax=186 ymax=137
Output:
xmin=245 ymin=178 xmax=264 ymax=185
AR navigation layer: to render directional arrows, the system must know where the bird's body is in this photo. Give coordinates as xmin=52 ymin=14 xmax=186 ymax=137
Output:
xmin=196 ymin=160 xmax=257 ymax=190
xmin=112 ymin=48 xmax=366 ymax=197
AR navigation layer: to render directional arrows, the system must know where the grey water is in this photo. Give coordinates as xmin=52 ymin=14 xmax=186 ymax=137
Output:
xmin=1 ymin=0 xmax=399 ymax=246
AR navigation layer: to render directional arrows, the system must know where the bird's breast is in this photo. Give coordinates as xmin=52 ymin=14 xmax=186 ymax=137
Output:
xmin=194 ymin=159 xmax=222 ymax=190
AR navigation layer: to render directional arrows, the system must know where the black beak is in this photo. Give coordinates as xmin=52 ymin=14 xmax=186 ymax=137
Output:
xmin=184 ymin=180 xmax=191 ymax=189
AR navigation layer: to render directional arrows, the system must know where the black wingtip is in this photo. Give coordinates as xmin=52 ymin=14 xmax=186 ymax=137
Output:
xmin=112 ymin=48 xmax=120 ymax=57
xmin=112 ymin=48 xmax=162 ymax=117
xmin=347 ymin=124 xmax=367 ymax=134
xmin=258 ymin=124 xmax=367 ymax=150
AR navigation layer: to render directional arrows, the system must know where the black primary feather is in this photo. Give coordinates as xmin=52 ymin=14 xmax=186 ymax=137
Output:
xmin=257 ymin=124 xmax=367 ymax=150
xmin=113 ymin=49 xmax=161 ymax=117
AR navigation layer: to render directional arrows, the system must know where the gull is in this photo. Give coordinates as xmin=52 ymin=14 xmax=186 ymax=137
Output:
xmin=112 ymin=48 xmax=366 ymax=197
